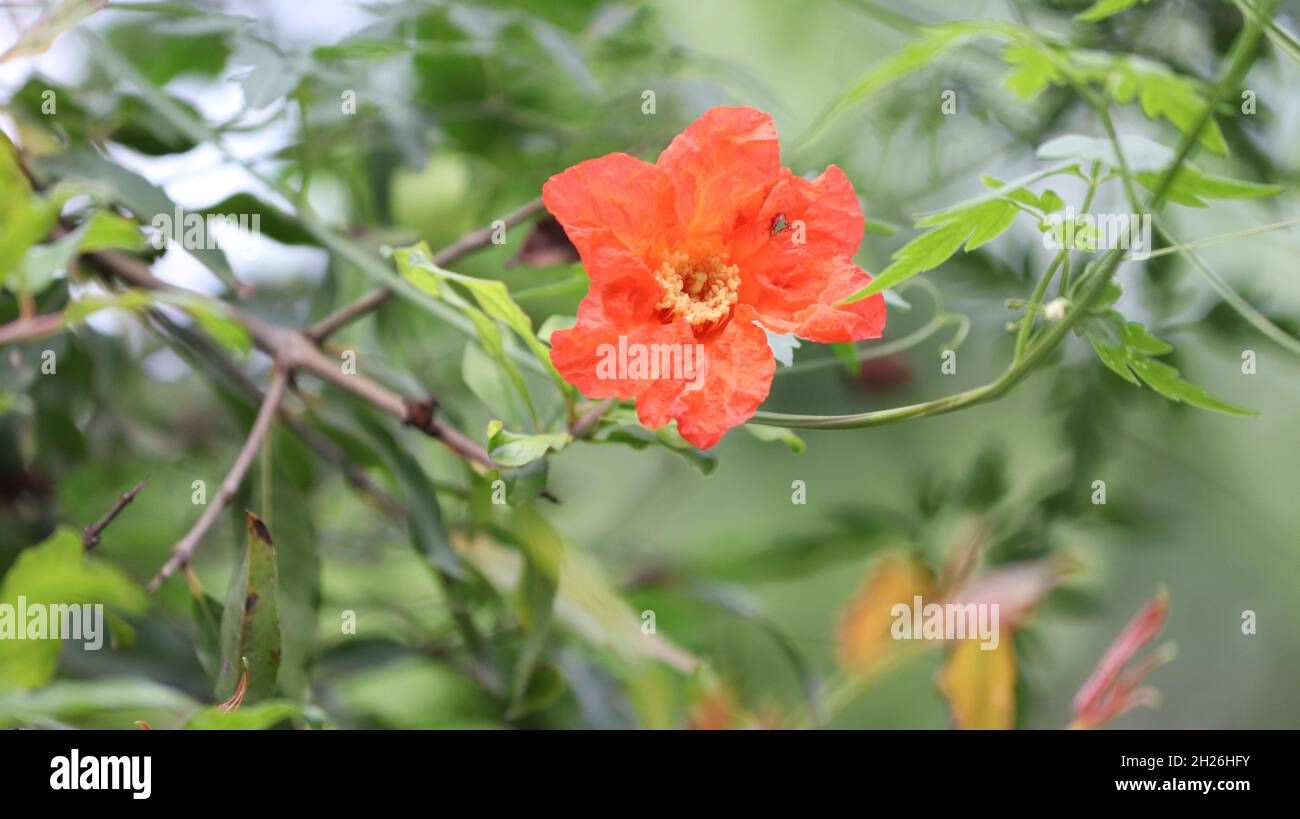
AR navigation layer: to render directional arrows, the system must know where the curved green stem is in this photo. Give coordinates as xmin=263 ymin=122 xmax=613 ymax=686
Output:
xmin=1013 ymin=250 xmax=1068 ymax=363
xmin=753 ymin=4 xmax=1271 ymax=432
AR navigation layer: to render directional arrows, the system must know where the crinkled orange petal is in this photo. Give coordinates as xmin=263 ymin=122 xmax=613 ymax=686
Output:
xmin=728 ymin=165 xmax=884 ymax=343
xmin=729 ymin=165 xmax=864 ymax=266
xmin=657 ymin=106 xmax=780 ymax=241
xmin=745 ymin=254 xmax=886 ymax=343
xmin=635 ymin=306 xmax=775 ymax=449
xmin=549 ymin=279 xmax=696 ymax=400
xmin=542 ymin=152 xmax=679 ymax=286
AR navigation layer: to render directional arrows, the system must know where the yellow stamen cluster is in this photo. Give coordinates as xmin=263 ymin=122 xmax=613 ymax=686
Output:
xmin=654 ymin=251 xmax=740 ymax=332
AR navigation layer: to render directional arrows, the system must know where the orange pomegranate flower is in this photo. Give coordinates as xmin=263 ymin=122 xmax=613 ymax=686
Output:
xmin=543 ymin=106 xmax=886 ymax=448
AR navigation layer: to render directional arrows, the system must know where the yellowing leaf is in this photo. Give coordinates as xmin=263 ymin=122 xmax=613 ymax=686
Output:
xmin=836 ymin=553 xmax=933 ymax=674
xmin=938 ymin=638 xmax=1016 ymax=730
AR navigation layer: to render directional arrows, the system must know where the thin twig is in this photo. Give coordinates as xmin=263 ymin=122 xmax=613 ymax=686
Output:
xmin=82 ymin=479 xmax=147 ymax=550
xmin=146 ymin=308 xmax=404 ymax=514
xmin=79 ymin=249 xmax=494 ymax=471
xmin=305 ymin=196 xmax=544 ymax=341
xmin=0 ymin=312 xmax=64 ymax=346
xmin=570 ymin=398 xmax=614 ymax=438
xmin=148 ymin=365 xmax=289 ymax=591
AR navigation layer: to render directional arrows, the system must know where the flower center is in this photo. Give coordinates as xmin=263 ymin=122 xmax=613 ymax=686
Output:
xmin=654 ymin=251 xmax=740 ymax=333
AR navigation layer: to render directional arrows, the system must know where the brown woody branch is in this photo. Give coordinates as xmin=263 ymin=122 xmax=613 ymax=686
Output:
xmin=68 ymin=249 xmax=491 ymax=588
xmin=145 ymin=308 xmax=403 ymax=515
xmin=0 ymin=311 xmax=64 ymax=346
xmin=17 ymin=151 xmax=508 ymax=587
xmin=82 ymin=478 xmax=148 ymax=550
xmin=147 ymin=365 xmax=289 ymax=591
xmin=85 ymin=248 xmax=493 ymax=471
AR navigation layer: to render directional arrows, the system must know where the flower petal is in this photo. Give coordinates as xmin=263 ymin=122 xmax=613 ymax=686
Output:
xmin=542 ymin=152 xmax=678 ymax=286
xmin=745 ymin=254 xmax=887 ymax=343
xmin=728 ymin=165 xmax=884 ymax=343
xmin=730 ymin=165 xmax=865 ymax=266
xmin=635 ymin=307 xmax=775 ymax=449
xmin=549 ymin=280 xmax=695 ymax=400
xmin=657 ymin=106 xmax=780 ymax=240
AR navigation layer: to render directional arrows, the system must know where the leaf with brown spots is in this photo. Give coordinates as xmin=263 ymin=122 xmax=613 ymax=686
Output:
xmin=215 ymin=512 xmax=281 ymax=704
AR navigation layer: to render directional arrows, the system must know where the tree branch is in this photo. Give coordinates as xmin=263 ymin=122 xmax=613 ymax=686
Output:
xmin=82 ymin=478 xmax=147 ymax=550
xmin=145 ymin=308 xmax=404 ymax=514
xmin=0 ymin=311 xmax=64 ymax=346
xmin=148 ymin=365 xmax=289 ymax=591
xmin=79 ymin=249 xmax=495 ymax=471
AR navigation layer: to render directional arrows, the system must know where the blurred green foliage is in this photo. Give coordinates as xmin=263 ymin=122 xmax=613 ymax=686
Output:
xmin=0 ymin=0 xmax=1297 ymax=729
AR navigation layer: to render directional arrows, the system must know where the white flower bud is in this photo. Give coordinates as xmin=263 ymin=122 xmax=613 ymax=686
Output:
xmin=1044 ymin=297 xmax=1069 ymax=321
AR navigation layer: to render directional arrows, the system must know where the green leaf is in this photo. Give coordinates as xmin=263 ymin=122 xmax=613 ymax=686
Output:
xmin=395 ymin=241 xmax=573 ymax=403
xmin=0 ymin=199 xmax=63 ymax=290
xmin=257 ymin=474 xmax=320 ymax=701
xmin=841 ymin=194 xmax=1027 ymax=304
xmin=185 ymin=700 xmax=325 ymax=730
xmin=0 ymin=678 xmax=196 ymax=729
xmin=462 ymin=342 xmax=530 ymax=429
xmin=485 ymin=419 xmax=571 ymax=468
xmin=1127 ymin=356 xmax=1253 ymax=414
xmin=1088 ymin=280 xmax=1125 ymax=314
xmin=864 ymin=218 xmax=901 ymax=236
xmin=1122 ymin=320 xmax=1173 ymax=355
xmin=458 ymin=529 xmax=698 ymax=674
xmin=215 ymin=512 xmax=281 ymax=703
xmin=1036 ymin=133 xmax=1175 ymax=173
xmin=229 ymin=34 xmax=305 ymax=111
xmin=744 ymin=423 xmax=806 ymax=453
xmin=352 ymin=409 xmax=465 ymax=578
xmin=1084 ymin=313 xmax=1255 ymax=415
xmin=181 ymin=299 xmax=253 ymax=355
xmin=198 ymin=193 xmax=317 ymax=246
xmin=1134 ymin=166 xmax=1283 ymax=208
xmin=34 ymin=149 xmax=246 ymax=293
xmin=79 ymin=212 xmax=146 ymax=252
xmin=187 ymin=573 xmax=225 ymax=685
xmin=1001 ymin=44 xmax=1062 ymax=98
xmin=0 ymin=0 xmax=107 ymax=64
xmin=62 ymin=289 xmax=252 ymax=355
xmin=464 ymin=307 xmax=538 ymax=427
xmin=0 ymin=526 xmax=147 ymax=691
xmin=1130 ymin=67 xmax=1227 ymax=155
xmin=804 ymin=24 xmax=976 ymax=145
xmin=17 ymin=210 xmax=144 ymax=295
xmin=1075 ymin=0 xmax=1151 ymax=24
xmin=923 ymin=162 xmax=1081 ymax=222
xmin=507 ymin=506 xmax=564 ymax=716
xmin=829 ymin=341 xmax=860 ymax=374
xmin=1037 ymin=133 xmax=1278 ymax=207
xmin=588 ymin=408 xmax=718 ymax=475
